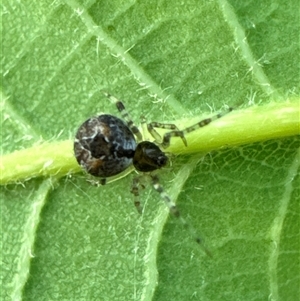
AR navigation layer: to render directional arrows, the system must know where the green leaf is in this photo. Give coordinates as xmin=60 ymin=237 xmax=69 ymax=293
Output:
xmin=1 ymin=1 xmax=299 ymax=301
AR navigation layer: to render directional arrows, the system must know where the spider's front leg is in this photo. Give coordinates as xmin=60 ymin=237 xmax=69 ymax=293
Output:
xmin=147 ymin=122 xmax=187 ymax=148
xmin=148 ymin=107 xmax=234 ymax=149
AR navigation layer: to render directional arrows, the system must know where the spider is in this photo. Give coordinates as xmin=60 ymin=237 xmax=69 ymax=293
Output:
xmin=74 ymin=93 xmax=233 ymax=248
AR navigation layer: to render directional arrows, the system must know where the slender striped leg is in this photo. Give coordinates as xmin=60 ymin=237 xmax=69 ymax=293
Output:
xmin=151 ymin=174 xmax=180 ymax=217
xmin=151 ymin=174 xmax=212 ymax=256
xmin=104 ymin=92 xmax=143 ymax=142
xmin=147 ymin=122 xmax=187 ymax=147
xmin=148 ymin=107 xmax=234 ymax=149
xmin=130 ymin=176 xmax=145 ymax=214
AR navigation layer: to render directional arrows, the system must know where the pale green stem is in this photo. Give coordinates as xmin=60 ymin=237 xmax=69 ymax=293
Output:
xmin=1 ymin=101 xmax=299 ymax=185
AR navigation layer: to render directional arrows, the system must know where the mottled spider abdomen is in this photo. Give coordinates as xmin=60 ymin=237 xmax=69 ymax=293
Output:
xmin=74 ymin=114 xmax=137 ymax=177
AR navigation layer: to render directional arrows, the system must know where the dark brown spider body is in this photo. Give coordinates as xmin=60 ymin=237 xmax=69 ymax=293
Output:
xmin=74 ymin=114 xmax=168 ymax=178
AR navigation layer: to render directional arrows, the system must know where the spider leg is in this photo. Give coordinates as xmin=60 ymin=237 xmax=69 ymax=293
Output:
xmin=151 ymin=174 xmax=180 ymax=217
xmin=147 ymin=122 xmax=187 ymax=147
xmin=151 ymin=174 xmax=212 ymax=256
xmin=160 ymin=107 xmax=234 ymax=149
xmin=130 ymin=176 xmax=145 ymax=214
xmin=104 ymin=92 xmax=143 ymax=142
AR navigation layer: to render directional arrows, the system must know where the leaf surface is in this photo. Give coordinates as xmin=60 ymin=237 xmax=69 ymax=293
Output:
xmin=1 ymin=1 xmax=299 ymax=300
